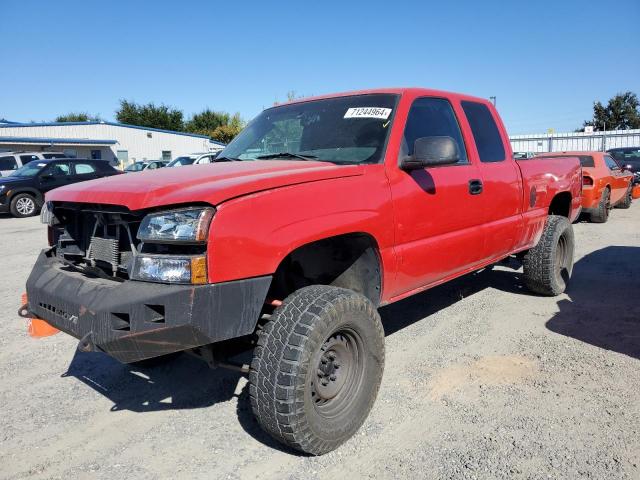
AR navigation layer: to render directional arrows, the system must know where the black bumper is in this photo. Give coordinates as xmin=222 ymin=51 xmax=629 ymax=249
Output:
xmin=26 ymin=251 xmax=271 ymax=363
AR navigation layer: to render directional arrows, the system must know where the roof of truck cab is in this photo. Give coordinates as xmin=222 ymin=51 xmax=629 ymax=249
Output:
xmin=276 ymin=87 xmax=492 ymax=108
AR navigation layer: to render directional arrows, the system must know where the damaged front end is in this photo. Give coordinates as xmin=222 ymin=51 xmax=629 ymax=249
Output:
xmin=25 ymin=202 xmax=271 ymax=364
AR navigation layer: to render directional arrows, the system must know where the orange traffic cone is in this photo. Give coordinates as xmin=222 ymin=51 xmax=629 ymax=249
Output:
xmin=21 ymin=293 xmax=60 ymax=338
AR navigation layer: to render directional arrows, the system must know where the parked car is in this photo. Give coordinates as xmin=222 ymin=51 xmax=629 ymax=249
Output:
xmin=24 ymin=88 xmax=582 ymax=455
xmin=513 ymin=151 xmax=536 ymax=159
xmin=166 ymin=152 xmax=220 ymax=167
xmin=124 ymin=160 xmax=169 ymax=173
xmin=0 ymin=151 xmax=67 ymax=177
xmin=536 ymin=151 xmax=633 ymax=222
xmin=0 ymin=158 xmax=121 ymax=218
xmin=607 ymin=147 xmax=640 ymax=175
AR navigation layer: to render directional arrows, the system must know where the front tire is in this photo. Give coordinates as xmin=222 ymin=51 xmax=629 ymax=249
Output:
xmin=10 ymin=193 xmax=37 ymax=218
xmin=249 ymin=285 xmax=385 ymax=455
xmin=523 ymin=215 xmax=574 ymax=296
xmin=615 ymin=186 xmax=632 ymax=209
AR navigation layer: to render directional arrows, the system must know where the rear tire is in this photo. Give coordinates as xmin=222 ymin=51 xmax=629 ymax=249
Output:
xmin=10 ymin=193 xmax=37 ymax=218
xmin=615 ymin=186 xmax=632 ymax=209
xmin=590 ymin=188 xmax=610 ymax=223
xmin=523 ymin=215 xmax=574 ymax=296
xmin=249 ymin=285 xmax=385 ymax=455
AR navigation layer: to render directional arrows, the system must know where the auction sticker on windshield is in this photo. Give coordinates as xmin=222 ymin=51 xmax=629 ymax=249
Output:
xmin=344 ymin=107 xmax=392 ymax=120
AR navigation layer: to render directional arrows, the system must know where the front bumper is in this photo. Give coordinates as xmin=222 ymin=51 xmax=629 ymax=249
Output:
xmin=0 ymin=195 xmax=9 ymax=213
xmin=26 ymin=250 xmax=271 ymax=363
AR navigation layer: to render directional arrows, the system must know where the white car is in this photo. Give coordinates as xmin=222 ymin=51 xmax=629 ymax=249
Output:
xmin=0 ymin=151 xmax=67 ymax=177
xmin=166 ymin=152 xmax=220 ymax=168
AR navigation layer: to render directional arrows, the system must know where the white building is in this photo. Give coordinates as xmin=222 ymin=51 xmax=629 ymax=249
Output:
xmin=0 ymin=121 xmax=225 ymax=166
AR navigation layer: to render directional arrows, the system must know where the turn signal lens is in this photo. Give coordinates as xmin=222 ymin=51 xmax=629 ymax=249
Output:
xmin=190 ymin=257 xmax=208 ymax=284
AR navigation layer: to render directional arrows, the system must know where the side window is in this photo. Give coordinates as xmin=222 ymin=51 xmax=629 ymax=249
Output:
xmin=45 ymin=162 xmax=71 ymax=177
xmin=604 ymin=155 xmax=620 ymax=170
xmin=461 ymin=101 xmax=506 ymax=163
xmin=74 ymin=163 xmax=97 ymax=175
xmin=400 ymin=98 xmax=468 ymax=164
xmin=0 ymin=156 xmax=18 ymax=170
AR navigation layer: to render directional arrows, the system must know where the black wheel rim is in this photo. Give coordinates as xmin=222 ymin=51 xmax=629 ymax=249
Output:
xmin=554 ymin=232 xmax=571 ymax=288
xmin=310 ymin=328 xmax=366 ymax=418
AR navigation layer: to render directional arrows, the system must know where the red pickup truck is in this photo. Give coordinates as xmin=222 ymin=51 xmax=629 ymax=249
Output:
xmin=24 ymin=88 xmax=582 ymax=455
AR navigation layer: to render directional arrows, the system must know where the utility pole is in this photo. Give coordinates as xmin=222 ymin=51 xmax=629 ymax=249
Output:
xmin=489 ymin=96 xmax=497 ymax=107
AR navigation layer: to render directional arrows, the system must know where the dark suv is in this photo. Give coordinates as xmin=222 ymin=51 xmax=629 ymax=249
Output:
xmin=0 ymin=159 xmax=121 ymax=218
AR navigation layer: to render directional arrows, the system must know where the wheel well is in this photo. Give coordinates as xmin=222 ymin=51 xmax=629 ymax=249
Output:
xmin=269 ymin=233 xmax=382 ymax=306
xmin=10 ymin=189 xmax=41 ymax=204
xmin=548 ymin=191 xmax=572 ymax=218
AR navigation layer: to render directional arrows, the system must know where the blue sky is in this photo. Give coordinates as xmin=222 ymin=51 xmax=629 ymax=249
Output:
xmin=1 ymin=0 xmax=638 ymax=134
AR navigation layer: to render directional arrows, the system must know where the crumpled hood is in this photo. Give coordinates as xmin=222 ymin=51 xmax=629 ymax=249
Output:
xmin=46 ymin=160 xmax=363 ymax=210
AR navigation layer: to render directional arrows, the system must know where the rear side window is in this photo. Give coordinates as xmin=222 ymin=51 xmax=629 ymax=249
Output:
xmin=74 ymin=163 xmax=97 ymax=174
xmin=20 ymin=154 xmax=39 ymax=163
xmin=461 ymin=101 xmax=506 ymax=163
xmin=0 ymin=155 xmax=18 ymax=170
xmin=578 ymin=156 xmax=595 ymax=168
xmin=401 ymin=97 xmax=468 ymax=164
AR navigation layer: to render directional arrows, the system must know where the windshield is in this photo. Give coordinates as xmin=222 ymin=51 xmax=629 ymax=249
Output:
xmin=167 ymin=156 xmax=196 ymax=167
xmin=220 ymin=94 xmax=398 ymax=165
xmin=9 ymin=161 xmax=47 ymax=177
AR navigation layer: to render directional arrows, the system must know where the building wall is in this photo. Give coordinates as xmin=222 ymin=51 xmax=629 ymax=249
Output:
xmin=0 ymin=123 xmax=222 ymax=165
xmin=510 ymin=129 xmax=640 ymax=153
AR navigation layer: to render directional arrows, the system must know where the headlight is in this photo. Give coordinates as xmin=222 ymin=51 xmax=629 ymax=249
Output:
xmin=40 ymin=201 xmax=58 ymax=225
xmin=131 ymin=255 xmax=207 ymax=284
xmin=137 ymin=207 xmax=214 ymax=243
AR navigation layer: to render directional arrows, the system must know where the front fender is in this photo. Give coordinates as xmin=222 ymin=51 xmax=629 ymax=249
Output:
xmin=207 ymin=168 xmax=396 ymax=287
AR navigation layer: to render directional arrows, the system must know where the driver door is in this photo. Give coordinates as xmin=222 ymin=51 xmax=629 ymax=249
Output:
xmin=388 ymin=97 xmax=486 ymax=297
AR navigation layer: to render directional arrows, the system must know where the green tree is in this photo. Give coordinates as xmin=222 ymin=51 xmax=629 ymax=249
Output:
xmin=186 ymin=110 xmax=244 ymax=143
xmin=582 ymin=91 xmax=640 ymax=131
xmin=211 ymin=113 xmax=244 ymax=144
xmin=55 ymin=112 xmax=101 ymax=122
xmin=185 ymin=109 xmax=231 ymax=135
xmin=115 ymin=100 xmax=184 ymax=131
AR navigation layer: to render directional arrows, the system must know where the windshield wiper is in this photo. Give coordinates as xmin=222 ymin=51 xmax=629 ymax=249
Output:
xmin=256 ymin=152 xmax=318 ymax=161
xmin=213 ymin=156 xmax=242 ymax=162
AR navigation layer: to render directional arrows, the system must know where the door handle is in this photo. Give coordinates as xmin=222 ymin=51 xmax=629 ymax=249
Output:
xmin=468 ymin=179 xmax=483 ymax=195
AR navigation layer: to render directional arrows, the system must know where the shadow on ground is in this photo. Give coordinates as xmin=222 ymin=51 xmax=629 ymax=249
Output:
xmin=546 ymin=245 xmax=640 ymax=360
xmin=60 ymin=259 xmax=539 ymax=452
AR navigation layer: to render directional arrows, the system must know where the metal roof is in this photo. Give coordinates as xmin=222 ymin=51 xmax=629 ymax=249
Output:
xmin=0 ymin=120 xmax=226 ymax=145
xmin=0 ymin=136 xmax=117 ymax=145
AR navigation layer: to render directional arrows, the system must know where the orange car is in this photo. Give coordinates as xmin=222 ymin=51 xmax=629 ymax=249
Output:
xmin=537 ymin=151 xmax=633 ymax=222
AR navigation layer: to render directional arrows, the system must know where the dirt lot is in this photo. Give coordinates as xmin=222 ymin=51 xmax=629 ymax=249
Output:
xmin=0 ymin=205 xmax=639 ymax=480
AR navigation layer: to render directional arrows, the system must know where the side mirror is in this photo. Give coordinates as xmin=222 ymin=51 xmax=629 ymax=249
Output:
xmin=400 ymin=136 xmax=460 ymax=171
xmin=40 ymin=173 xmax=54 ymax=181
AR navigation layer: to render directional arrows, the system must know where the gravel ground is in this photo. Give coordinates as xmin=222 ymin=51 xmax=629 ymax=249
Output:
xmin=0 ymin=205 xmax=639 ymax=480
